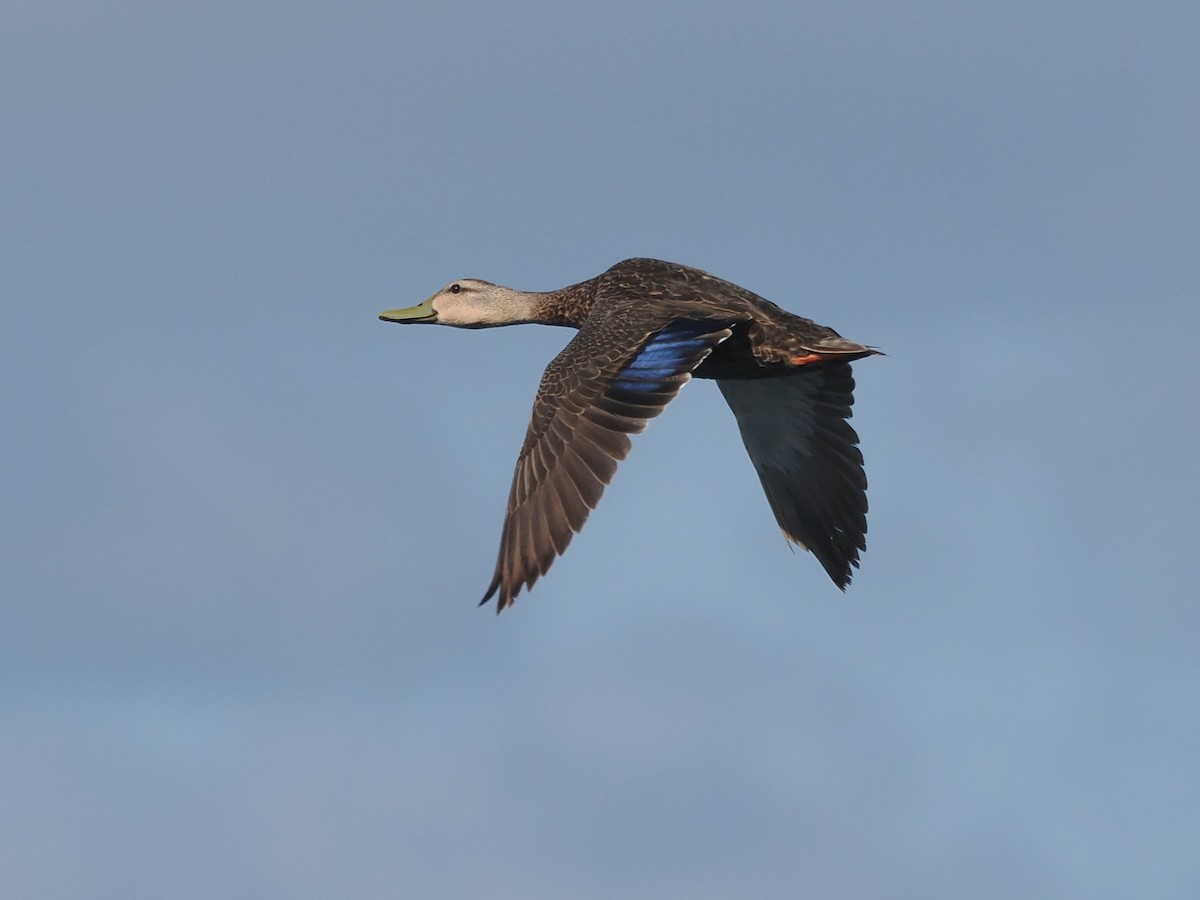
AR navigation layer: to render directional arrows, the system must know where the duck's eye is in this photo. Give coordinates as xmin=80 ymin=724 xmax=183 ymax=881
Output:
xmin=449 ymin=283 xmax=462 ymax=294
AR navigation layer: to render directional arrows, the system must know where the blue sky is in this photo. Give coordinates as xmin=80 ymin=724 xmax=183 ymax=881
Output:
xmin=3 ymin=1 xmax=1199 ymax=897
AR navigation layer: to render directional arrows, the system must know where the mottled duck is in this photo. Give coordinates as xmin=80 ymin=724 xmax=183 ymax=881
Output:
xmin=380 ymin=258 xmax=879 ymax=611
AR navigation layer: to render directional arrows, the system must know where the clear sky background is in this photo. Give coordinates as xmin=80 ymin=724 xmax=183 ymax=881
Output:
xmin=3 ymin=2 xmax=1198 ymax=897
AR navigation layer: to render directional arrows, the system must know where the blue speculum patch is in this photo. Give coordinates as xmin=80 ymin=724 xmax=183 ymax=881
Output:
xmin=611 ymin=321 xmax=717 ymax=393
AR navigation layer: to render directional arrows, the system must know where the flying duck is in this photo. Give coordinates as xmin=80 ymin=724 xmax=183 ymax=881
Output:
xmin=380 ymin=258 xmax=879 ymax=611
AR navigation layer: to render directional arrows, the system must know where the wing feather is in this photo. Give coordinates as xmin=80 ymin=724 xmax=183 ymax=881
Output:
xmin=717 ymin=363 xmax=868 ymax=589
xmin=481 ymin=318 xmax=734 ymax=609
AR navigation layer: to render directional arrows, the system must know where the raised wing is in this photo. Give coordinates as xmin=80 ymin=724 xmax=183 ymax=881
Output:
xmin=717 ymin=362 xmax=868 ymax=588
xmin=481 ymin=319 xmax=733 ymax=610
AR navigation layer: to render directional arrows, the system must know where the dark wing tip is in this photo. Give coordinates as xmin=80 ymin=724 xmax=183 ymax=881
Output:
xmin=785 ymin=524 xmax=862 ymax=591
xmin=823 ymin=552 xmax=859 ymax=591
xmin=800 ymin=509 xmax=866 ymax=591
xmin=479 ymin=573 xmax=514 ymax=613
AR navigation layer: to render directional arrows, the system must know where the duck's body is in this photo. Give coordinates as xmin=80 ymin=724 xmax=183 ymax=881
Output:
xmin=381 ymin=258 xmax=878 ymax=611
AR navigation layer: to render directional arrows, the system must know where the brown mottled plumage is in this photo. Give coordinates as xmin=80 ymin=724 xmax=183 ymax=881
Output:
xmin=379 ymin=258 xmax=879 ymax=611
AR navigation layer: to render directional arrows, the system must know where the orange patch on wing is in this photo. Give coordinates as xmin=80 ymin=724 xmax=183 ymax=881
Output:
xmin=788 ymin=353 xmax=826 ymax=366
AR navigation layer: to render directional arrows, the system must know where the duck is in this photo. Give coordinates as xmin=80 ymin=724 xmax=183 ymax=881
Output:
xmin=380 ymin=258 xmax=879 ymax=611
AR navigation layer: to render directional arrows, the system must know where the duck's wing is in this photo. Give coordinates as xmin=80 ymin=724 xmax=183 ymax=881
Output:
xmin=717 ymin=362 xmax=868 ymax=589
xmin=481 ymin=317 xmax=734 ymax=611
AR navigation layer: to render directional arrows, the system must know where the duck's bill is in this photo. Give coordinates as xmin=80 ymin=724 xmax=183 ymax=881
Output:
xmin=379 ymin=299 xmax=437 ymax=323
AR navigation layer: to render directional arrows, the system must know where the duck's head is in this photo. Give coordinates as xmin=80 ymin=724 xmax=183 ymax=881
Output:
xmin=379 ymin=279 xmax=537 ymax=329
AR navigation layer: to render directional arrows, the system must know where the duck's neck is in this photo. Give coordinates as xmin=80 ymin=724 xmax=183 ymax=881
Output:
xmin=528 ymin=277 xmax=601 ymax=328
